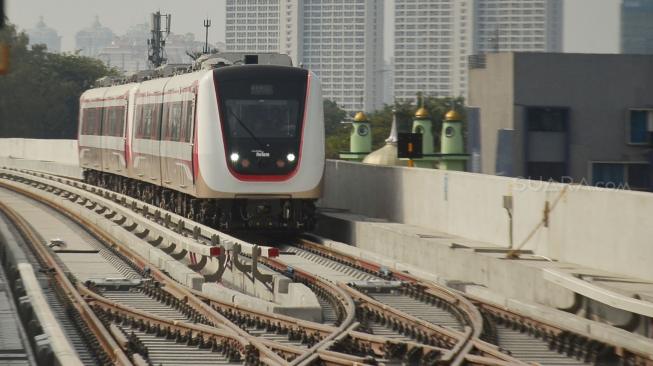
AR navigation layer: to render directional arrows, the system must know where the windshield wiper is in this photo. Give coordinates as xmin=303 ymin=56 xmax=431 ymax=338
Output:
xmin=226 ymin=107 xmax=268 ymax=149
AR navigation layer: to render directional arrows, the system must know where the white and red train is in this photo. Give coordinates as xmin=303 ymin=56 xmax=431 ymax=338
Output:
xmin=78 ymin=62 xmax=325 ymax=231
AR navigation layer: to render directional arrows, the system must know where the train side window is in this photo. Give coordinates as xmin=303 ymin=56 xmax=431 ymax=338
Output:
xmin=151 ymin=104 xmax=161 ymax=140
xmin=111 ymin=107 xmax=119 ymax=136
xmin=88 ymin=108 xmax=100 ymax=135
xmin=111 ymin=107 xmax=121 ymax=137
xmin=117 ymin=106 xmax=126 ymax=137
xmin=143 ymin=105 xmax=153 ymax=139
xmin=134 ymin=104 xmax=144 ymax=139
xmin=171 ymin=102 xmax=182 ymax=141
xmin=84 ymin=108 xmax=93 ymax=135
xmin=81 ymin=109 xmax=88 ymax=135
xmin=182 ymin=100 xmax=194 ymax=143
xmin=84 ymin=108 xmax=94 ymax=135
xmin=161 ymin=102 xmax=170 ymax=141
xmin=97 ymin=108 xmax=103 ymax=135
xmin=102 ymin=107 xmax=112 ymax=136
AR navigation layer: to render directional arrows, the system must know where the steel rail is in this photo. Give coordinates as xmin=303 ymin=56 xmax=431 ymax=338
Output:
xmin=294 ymin=239 xmax=532 ymax=365
xmin=466 ymin=292 xmax=653 ymax=366
xmin=9 ymin=168 xmax=278 ymax=257
xmin=0 ymin=174 xmax=292 ymax=365
xmin=342 ymin=283 xmax=465 ymax=360
xmin=298 ymin=238 xmax=484 ymax=336
xmin=191 ymin=287 xmax=337 ymax=337
xmin=81 ymin=285 xmax=304 ymax=362
xmin=0 ymin=168 xmax=527 ymax=365
xmin=0 ymin=168 xmax=374 ymax=365
xmin=258 ymin=256 xmax=357 ymax=366
xmin=0 ymin=198 xmax=134 ymax=366
xmin=17 ymin=263 xmax=84 ymax=366
xmin=4 ymin=168 xmax=644 ymax=365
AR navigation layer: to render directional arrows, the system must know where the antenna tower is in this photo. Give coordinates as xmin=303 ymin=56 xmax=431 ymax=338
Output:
xmin=148 ymin=11 xmax=171 ymax=68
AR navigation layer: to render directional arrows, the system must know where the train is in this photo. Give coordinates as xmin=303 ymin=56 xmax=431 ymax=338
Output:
xmin=78 ymin=54 xmax=325 ymax=231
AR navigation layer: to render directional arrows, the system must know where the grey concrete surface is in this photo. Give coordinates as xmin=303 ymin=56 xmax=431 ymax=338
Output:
xmin=320 ymin=159 xmax=653 ymax=283
xmin=0 ymin=157 xmax=82 ymax=179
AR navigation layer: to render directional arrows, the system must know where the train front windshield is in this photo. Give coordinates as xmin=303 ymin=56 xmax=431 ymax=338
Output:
xmin=214 ymin=66 xmax=308 ymax=176
xmin=224 ymin=97 xmax=300 ymax=139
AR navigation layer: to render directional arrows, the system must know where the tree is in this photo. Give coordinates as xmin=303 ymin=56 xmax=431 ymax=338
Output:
xmin=0 ymin=23 xmax=118 ymax=138
xmin=323 ymin=99 xmax=349 ymax=158
xmin=323 ymin=99 xmax=347 ymax=135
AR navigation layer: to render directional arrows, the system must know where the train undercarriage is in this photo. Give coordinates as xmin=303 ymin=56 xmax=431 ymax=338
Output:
xmin=84 ymin=170 xmax=316 ymax=232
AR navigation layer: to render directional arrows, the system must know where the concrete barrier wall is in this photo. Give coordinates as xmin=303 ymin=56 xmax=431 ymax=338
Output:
xmin=0 ymin=138 xmax=78 ymax=165
xmin=321 ymin=160 xmax=653 ymax=281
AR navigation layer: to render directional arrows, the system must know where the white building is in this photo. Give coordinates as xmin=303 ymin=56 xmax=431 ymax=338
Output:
xmin=393 ymin=0 xmax=563 ymax=102
xmin=394 ymin=0 xmax=472 ymax=102
xmin=225 ymin=0 xmax=384 ymax=113
xmin=225 ymin=0 xmax=300 ymax=63
xmin=301 ymin=0 xmax=384 ymax=113
xmin=75 ymin=16 xmax=115 ymax=58
xmin=473 ymin=0 xmax=563 ymax=53
xmin=26 ymin=17 xmax=61 ymax=53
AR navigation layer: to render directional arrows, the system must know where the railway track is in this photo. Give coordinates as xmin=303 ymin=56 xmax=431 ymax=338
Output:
xmin=0 ymin=167 xmax=651 ymax=365
xmin=279 ymin=239 xmax=652 ymax=366
xmin=0 ymin=177 xmax=294 ymax=365
xmin=281 ymin=245 xmax=467 ymax=332
xmin=0 ymin=168 xmax=473 ymax=365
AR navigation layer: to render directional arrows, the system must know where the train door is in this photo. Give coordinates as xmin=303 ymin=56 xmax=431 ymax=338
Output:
xmin=160 ymin=99 xmax=171 ymax=186
xmin=149 ymin=101 xmax=163 ymax=185
xmin=160 ymin=92 xmax=195 ymax=194
xmin=178 ymin=94 xmax=195 ymax=191
xmin=132 ymin=101 xmax=159 ymax=183
xmin=117 ymin=104 xmax=128 ymax=174
xmin=160 ymin=97 xmax=179 ymax=189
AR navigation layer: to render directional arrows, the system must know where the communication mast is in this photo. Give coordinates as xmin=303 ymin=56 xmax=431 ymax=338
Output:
xmin=203 ymin=18 xmax=212 ymax=54
xmin=148 ymin=11 xmax=171 ymax=68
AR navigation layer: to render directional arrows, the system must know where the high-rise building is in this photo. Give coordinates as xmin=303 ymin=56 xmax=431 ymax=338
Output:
xmin=474 ymin=0 xmax=563 ymax=53
xmin=26 ymin=17 xmax=61 ymax=53
xmin=621 ymin=0 xmax=653 ymax=54
xmin=75 ymin=16 xmax=115 ymax=58
xmin=393 ymin=0 xmax=472 ymax=102
xmin=225 ymin=0 xmax=384 ymax=113
xmin=225 ymin=0 xmax=300 ymax=64
xmin=301 ymin=0 xmax=384 ymax=112
xmin=393 ymin=0 xmax=563 ymax=102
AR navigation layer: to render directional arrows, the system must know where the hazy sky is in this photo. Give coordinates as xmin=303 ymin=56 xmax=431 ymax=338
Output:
xmin=7 ymin=0 xmax=621 ymax=57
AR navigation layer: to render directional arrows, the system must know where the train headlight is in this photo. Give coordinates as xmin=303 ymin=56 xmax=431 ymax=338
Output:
xmin=230 ymin=152 xmax=240 ymax=162
xmin=286 ymin=153 xmax=296 ymax=162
